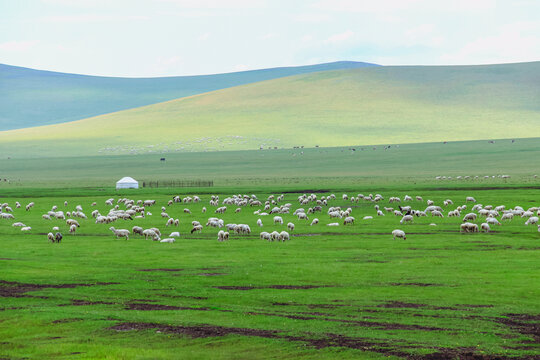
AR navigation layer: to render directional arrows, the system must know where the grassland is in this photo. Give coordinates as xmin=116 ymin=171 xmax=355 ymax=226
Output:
xmin=0 ymin=61 xmax=375 ymax=131
xmin=0 ymin=138 xmax=538 ymax=189
xmin=1 ymin=61 xmax=538 ymax=158
xmin=1 ymin=183 xmax=539 ymax=359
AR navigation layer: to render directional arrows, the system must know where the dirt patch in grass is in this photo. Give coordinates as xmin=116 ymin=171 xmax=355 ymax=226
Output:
xmin=214 ymin=285 xmax=332 ymax=290
xmin=0 ymin=280 xmax=119 ymax=298
xmin=109 ymin=321 xmax=508 ymax=359
xmin=196 ymin=273 xmax=227 ymax=276
xmin=389 ymin=283 xmax=443 ymax=287
xmin=52 ymin=318 xmax=84 ymax=323
xmin=125 ymin=302 xmax=210 ymax=311
xmin=137 ymin=268 xmax=184 ymax=272
xmin=159 ymin=294 xmax=209 ymax=300
xmin=61 ymin=299 xmax=115 ymax=306
xmin=379 ymin=301 xmax=428 ymax=309
xmin=248 ymin=311 xmax=446 ymax=331
xmin=497 ymin=313 xmax=540 ymax=343
xmin=0 ymin=258 xmax=13 ymax=260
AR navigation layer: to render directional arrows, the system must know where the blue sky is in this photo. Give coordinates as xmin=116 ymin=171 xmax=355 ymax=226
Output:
xmin=1 ymin=0 xmax=539 ymax=77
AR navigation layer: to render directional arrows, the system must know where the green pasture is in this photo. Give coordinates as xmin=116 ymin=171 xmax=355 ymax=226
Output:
xmin=0 ymin=185 xmax=539 ymax=359
xmin=0 ymin=138 xmax=538 ymax=189
xmin=1 ymin=62 xmax=538 ymax=157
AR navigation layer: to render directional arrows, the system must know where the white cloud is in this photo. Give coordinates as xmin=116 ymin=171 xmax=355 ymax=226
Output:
xmin=233 ymin=64 xmax=250 ymax=71
xmin=324 ymin=30 xmax=354 ymax=44
xmin=198 ymin=33 xmax=211 ymax=41
xmin=261 ymin=33 xmax=277 ymax=40
xmin=293 ymin=13 xmax=331 ymax=23
xmin=440 ymin=21 xmax=540 ymax=64
xmin=0 ymin=40 xmax=38 ymax=52
xmin=42 ymin=14 xmax=147 ymax=23
xmin=157 ymin=0 xmax=266 ymax=8
xmin=314 ymin=0 xmax=494 ymax=13
xmin=300 ymin=34 xmax=313 ymax=43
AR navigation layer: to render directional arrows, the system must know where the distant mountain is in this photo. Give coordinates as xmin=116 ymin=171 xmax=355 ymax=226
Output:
xmin=0 ymin=61 xmax=378 ymax=130
xmin=0 ymin=61 xmax=538 ymax=158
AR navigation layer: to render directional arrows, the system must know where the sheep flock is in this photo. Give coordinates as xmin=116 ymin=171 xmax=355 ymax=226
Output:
xmin=0 ymin=192 xmax=539 ymax=245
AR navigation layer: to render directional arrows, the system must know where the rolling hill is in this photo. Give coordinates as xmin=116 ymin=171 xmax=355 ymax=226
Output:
xmin=0 ymin=61 xmax=377 ymax=130
xmin=0 ymin=61 xmax=538 ymax=158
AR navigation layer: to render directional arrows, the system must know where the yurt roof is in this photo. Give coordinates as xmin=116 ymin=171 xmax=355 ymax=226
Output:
xmin=117 ymin=177 xmax=138 ymax=183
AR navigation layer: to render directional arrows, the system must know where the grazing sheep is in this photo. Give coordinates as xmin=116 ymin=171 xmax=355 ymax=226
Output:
xmin=363 ymin=216 xmax=373 ymax=220
xmin=431 ymin=210 xmax=444 ymax=218
xmin=166 ymin=218 xmax=175 ymax=227
xmin=297 ymin=213 xmax=309 ymax=220
xmin=501 ymin=213 xmax=514 ymax=221
xmin=400 ymin=215 xmax=413 ymax=224
xmin=52 ymin=226 xmax=59 ymax=231
xmin=460 ymin=222 xmax=479 ymax=233
xmin=270 ymin=231 xmax=280 ymax=241
xmin=273 ymin=216 xmax=283 ymax=225
xmin=202 ymin=207 xmax=207 ymax=213
xmin=279 ymin=231 xmax=290 ymax=242
xmin=525 ymin=216 xmax=539 ymax=225
xmin=343 ymin=216 xmax=355 ymax=225
xmin=327 ymin=223 xmax=339 ymax=226
xmin=21 ymin=226 xmax=32 ymax=231
xmin=47 ymin=232 xmax=55 ymax=242
xmin=392 ymin=229 xmax=406 ymax=240
xmin=191 ymin=225 xmax=203 ymax=234
xmin=260 ymin=231 xmax=271 ymax=241
xmin=109 ymin=227 xmax=129 ymax=240
xmin=257 ymin=219 xmax=263 ymax=227
xmin=310 ymin=218 xmax=319 ymax=226
xmin=132 ymin=226 xmax=144 ymax=236
xmin=12 ymin=222 xmax=25 ymax=227
xmin=69 ymin=224 xmax=77 ymax=234
xmin=466 ymin=196 xmax=476 ymax=203
xmin=160 ymin=238 xmax=175 ymax=243
xmin=287 ymin=222 xmax=295 ymax=232
xmin=54 ymin=232 xmax=63 ymax=243
xmin=463 ymin=213 xmax=477 ymax=222
xmin=169 ymin=231 xmax=180 ymax=237
xmin=486 ymin=217 xmax=501 ymax=226
xmin=184 ymin=208 xmax=191 ymax=214
xmin=481 ymin=223 xmax=491 ymax=232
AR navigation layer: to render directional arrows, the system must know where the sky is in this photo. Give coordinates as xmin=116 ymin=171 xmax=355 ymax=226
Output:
xmin=1 ymin=0 xmax=539 ymax=77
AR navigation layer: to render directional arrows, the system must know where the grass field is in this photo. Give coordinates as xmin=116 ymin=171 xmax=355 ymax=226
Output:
xmin=0 ymin=61 xmax=375 ymax=131
xmin=1 ymin=62 xmax=538 ymax=158
xmin=1 ymin=184 xmax=539 ymax=359
xmin=0 ymin=138 xmax=538 ymax=189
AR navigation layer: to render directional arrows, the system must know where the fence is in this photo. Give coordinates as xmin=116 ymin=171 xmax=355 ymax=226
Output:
xmin=142 ymin=180 xmax=213 ymax=188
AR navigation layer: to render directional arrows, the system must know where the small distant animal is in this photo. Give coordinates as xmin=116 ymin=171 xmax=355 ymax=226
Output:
xmin=160 ymin=158 xmax=166 ymax=161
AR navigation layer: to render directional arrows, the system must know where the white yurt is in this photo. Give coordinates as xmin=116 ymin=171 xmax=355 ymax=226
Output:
xmin=116 ymin=177 xmax=139 ymax=189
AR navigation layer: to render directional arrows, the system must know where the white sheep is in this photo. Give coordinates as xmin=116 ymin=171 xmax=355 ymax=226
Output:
xmin=486 ymin=217 xmax=501 ymax=226
xmin=21 ymin=226 xmax=32 ymax=231
xmin=525 ymin=216 xmax=539 ymax=225
xmin=169 ymin=231 xmax=180 ymax=237
xmin=310 ymin=218 xmax=319 ymax=226
xmin=460 ymin=222 xmax=479 ymax=233
xmin=481 ymin=223 xmax=491 ymax=232
xmin=69 ymin=224 xmax=77 ymax=234
xmin=260 ymin=231 xmax=271 ymax=241
xmin=463 ymin=213 xmax=477 ymax=222
xmin=363 ymin=216 xmax=373 ymax=220
xmin=400 ymin=215 xmax=413 ymax=224
xmin=287 ymin=222 xmax=295 ymax=232
xmin=109 ymin=227 xmax=129 ymax=240
xmin=278 ymin=231 xmax=290 ymax=242
xmin=392 ymin=229 xmax=406 ymax=240
xmin=270 ymin=231 xmax=280 ymax=241
xmin=327 ymin=222 xmax=339 ymax=226
xmin=466 ymin=196 xmax=476 ymax=203
xmin=343 ymin=216 xmax=355 ymax=225
xmin=47 ymin=232 xmax=55 ymax=242
xmin=273 ymin=216 xmax=283 ymax=225
xmin=160 ymin=238 xmax=175 ymax=243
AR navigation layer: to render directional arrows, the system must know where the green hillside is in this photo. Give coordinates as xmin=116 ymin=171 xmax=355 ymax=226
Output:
xmin=0 ymin=61 xmax=375 ymax=130
xmin=0 ymin=62 xmax=538 ymax=158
